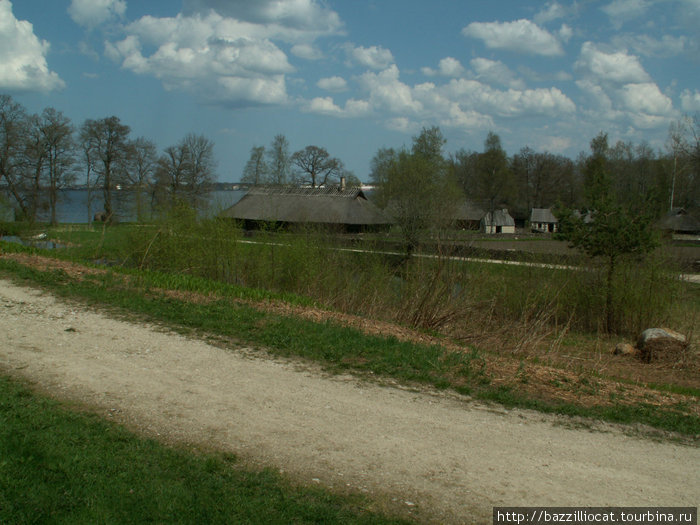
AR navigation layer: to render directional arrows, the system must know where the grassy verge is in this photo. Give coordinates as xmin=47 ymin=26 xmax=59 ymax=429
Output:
xmin=1 ymin=250 xmax=698 ymax=438
xmin=0 ymin=375 xmax=408 ymax=524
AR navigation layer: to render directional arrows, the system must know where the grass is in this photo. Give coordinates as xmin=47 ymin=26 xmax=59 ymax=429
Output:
xmin=1 ymin=249 xmax=698 ymax=437
xmin=0 ymin=375 xmax=408 ymax=525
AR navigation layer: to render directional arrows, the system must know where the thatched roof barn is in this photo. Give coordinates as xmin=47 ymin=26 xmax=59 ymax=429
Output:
xmin=453 ymin=200 xmax=487 ymax=230
xmin=481 ymin=209 xmax=516 ymax=234
xmin=657 ymin=208 xmax=700 ymax=235
xmin=220 ymin=186 xmax=392 ymax=232
xmin=530 ymin=208 xmax=559 ymax=233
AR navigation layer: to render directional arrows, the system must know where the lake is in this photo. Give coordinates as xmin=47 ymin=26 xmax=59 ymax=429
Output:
xmin=16 ymin=189 xmax=248 ymax=224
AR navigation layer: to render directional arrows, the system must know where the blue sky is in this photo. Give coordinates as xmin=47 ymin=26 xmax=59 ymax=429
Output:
xmin=2 ymin=0 xmax=699 ymax=182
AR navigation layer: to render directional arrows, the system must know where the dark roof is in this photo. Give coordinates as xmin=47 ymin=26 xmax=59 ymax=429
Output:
xmin=657 ymin=208 xmax=700 ymax=233
xmin=220 ymin=186 xmax=392 ymax=226
xmin=530 ymin=208 xmax=558 ymax=223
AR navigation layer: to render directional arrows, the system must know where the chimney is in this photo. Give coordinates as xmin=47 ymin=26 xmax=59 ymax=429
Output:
xmin=340 ymin=176 xmax=346 ymax=191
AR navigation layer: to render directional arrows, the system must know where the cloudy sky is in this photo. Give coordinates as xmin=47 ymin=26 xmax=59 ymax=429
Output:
xmin=3 ymin=0 xmax=699 ymax=181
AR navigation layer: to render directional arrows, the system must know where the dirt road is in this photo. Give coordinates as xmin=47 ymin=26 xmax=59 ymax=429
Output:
xmin=1 ymin=278 xmax=698 ymax=523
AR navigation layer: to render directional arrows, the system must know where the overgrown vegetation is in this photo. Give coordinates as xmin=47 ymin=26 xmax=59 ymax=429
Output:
xmin=1 ymin=229 xmax=698 ymax=435
xmin=68 ymin=211 xmax=689 ymax=340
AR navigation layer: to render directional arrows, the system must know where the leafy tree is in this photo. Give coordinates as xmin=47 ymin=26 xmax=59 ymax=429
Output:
xmin=369 ymin=147 xmax=397 ymax=205
xmin=242 ymin=145 xmax=268 ymax=185
xmin=375 ymin=127 xmax=462 ymax=253
xmin=476 ymin=131 xmax=513 ymax=213
xmin=557 ymin=133 xmax=659 ymax=333
xmin=291 ymin=145 xmax=343 ymax=188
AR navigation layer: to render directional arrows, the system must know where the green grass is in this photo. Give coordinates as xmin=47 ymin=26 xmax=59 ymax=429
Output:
xmin=0 ymin=375 xmax=408 ymax=525
xmin=1 ymin=252 xmax=698 ymax=437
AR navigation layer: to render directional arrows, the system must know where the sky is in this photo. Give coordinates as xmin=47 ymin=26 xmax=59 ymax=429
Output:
xmin=2 ymin=0 xmax=699 ymax=183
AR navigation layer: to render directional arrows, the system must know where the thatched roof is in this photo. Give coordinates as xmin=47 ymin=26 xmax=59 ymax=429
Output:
xmin=530 ymin=208 xmax=558 ymax=223
xmin=481 ymin=209 xmax=515 ymax=227
xmin=220 ymin=186 xmax=392 ymax=226
xmin=657 ymin=208 xmax=700 ymax=233
xmin=453 ymin=200 xmax=487 ymax=222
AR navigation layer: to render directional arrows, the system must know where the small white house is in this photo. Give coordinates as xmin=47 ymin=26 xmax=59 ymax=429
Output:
xmin=530 ymin=208 xmax=558 ymax=233
xmin=481 ymin=209 xmax=515 ymax=234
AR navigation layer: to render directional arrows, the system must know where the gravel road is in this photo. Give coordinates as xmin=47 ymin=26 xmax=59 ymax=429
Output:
xmin=1 ymin=279 xmax=697 ymax=523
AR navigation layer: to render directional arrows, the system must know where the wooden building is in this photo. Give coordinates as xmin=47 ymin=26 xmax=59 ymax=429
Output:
xmin=220 ymin=186 xmax=392 ymax=232
xmin=530 ymin=208 xmax=559 ymax=233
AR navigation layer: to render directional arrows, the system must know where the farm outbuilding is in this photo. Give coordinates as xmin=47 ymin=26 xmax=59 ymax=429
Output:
xmin=656 ymin=208 xmax=700 ymax=237
xmin=219 ymin=185 xmax=392 ymax=232
xmin=481 ymin=209 xmax=516 ymax=234
xmin=453 ymin=200 xmax=487 ymax=230
xmin=530 ymin=208 xmax=559 ymax=233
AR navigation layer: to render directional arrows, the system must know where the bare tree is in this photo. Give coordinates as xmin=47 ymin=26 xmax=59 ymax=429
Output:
xmin=241 ymin=145 xmax=268 ymax=185
xmin=267 ymin=134 xmax=290 ymax=185
xmin=0 ymin=95 xmax=30 ymax=219
xmin=126 ymin=137 xmax=157 ymax=221
xmin=39 ymin=108 xmax=76 ymax=225
xmin=23 ymin=114 xmax=48 ymax=222
xmin=155 ymin=134 xmax=216 ymax=210
xmin=666 ymin=113 xmax=700 ymax=210
xmin=80 ymin=116 xmax=131 ymax=222
xmin=291 ymin=145 xmax=342 ymax=188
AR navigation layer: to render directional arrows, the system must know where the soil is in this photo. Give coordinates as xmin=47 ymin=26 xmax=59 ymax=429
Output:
xmin=1 ymin=276 xmax=699 ymax=524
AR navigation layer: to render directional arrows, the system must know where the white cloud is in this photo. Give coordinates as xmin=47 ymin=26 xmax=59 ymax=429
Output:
xmin=346 ymin=44 xmax=394 ymax=70
xmin=470 ymin=58 xmax=524 ymax=89
xmin=320 ymin=64 xmax=574 ymax=133
xmin=539 ymin=135 xmax=572 ymax=153
xmin=358 ymin=65 xmax=422 ymax=114
xmin=575 ymin=43 xmax=676 ymax=130
xmin=422 ymin=57 xmax=465 ymax=78
xmin=317 ymin=76 xmax=347 ymax=92
xmin=68 ymin=0 xmax=126 ymax=29
xmin=618 ymin=82 xmax=673 ymax=117
xmin=306 ymin=96 xmax=342 ymax=115
xmin=305 ymin=96 xmax=369 ymax=117
xmin=534 ymin=2 xmax=568 ymax=25
xmin=107 ymin=11 xmax=294 ymax=107
xmin=601 ymin=0 xmax=650 ymax=27
xmin=291 ymin=43 xmax=323 ymax=60
xmin=558 ymin=24 xmax=573 ymax=43
xmin=182 ymin=0 xmax=343 ymax=38
xmin=575 ymin=42 xmax=650 ymax=84
xmin=680 ymin=89 xmax=700 ymax=111
xmin=445 ymin=79 xmax=576 ymax=117
xmin=462 ymin=19 xmax=564 ymax=56
xmin=611 ymin=34 xmax=687 ymax=58
xmin=0 ymin=0 xmax=64 ymax=92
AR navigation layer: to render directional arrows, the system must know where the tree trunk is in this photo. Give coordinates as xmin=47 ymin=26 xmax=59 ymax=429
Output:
xmin=605 ymin=255 xmax=616 ymax=333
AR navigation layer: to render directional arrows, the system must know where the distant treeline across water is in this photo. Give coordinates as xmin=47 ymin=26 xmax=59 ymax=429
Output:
xmin=2 ymin=189 xmax=247 ymax=224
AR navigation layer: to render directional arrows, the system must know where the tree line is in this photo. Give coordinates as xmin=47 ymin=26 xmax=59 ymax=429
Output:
xmin=371 ymin=119 xmax=699 ymax=223
xmin=241 ymin=135 xmax=361 ymax=189
xmin=2 ymin=90 xmax=698 ymax=227
xmin=0 ymin=94 xmax=216 ymax=224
